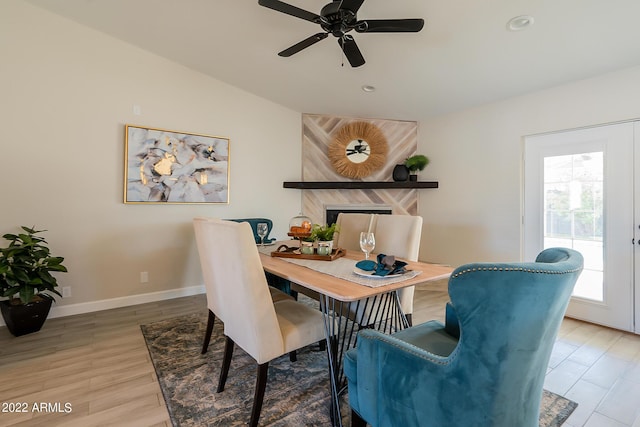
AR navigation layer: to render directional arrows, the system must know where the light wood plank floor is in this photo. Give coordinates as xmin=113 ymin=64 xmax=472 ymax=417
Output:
xmin=0 ymin=282 xmax=639 ymax=426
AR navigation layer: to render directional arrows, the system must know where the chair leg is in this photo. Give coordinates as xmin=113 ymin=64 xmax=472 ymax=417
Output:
xmin=289 ymin=350 xmax=297 ymax=362
xmin=351 ymin=409 xmax=367 ymax=427
xmin=250 ymin=363 xmax=269 ymax=427
xmin=217 ymin=336 xmax=234 ymax=393
xmin=201 ymin=310 xmax=216 ymax=354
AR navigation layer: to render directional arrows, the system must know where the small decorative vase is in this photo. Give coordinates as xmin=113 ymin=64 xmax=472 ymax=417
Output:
xmin=409 ymin=174 xmax=418 ymax=181
xmin=300 ymin=241 xmax=315 ymax=255
xmin=317 ymin=240 xmax=333 ymax=256
xmin=392 ymin=164 xmax=409 ymax=182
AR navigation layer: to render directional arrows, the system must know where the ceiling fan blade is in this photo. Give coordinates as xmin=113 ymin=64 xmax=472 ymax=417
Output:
xmin=338 ymin=0 xmax=365 ymax=13
xmin=258 ymin=0 xmax=322 ymax=23
xmin=278 ymin=33 xmax=329 ymax=57
xmin=338 ymin=35 xmax=365 ymax=67
xmin=355 ymin=18 xmax=425 ymax=33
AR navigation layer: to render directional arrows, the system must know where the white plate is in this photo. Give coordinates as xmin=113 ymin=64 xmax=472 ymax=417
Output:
xmin=353 ymin=267 xmax=406 ymax=278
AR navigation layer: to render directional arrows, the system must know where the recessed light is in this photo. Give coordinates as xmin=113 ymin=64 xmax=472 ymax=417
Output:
xmin=507 ymin=15 xmax=534 ymax=31
xmin=361 ymin=85 xmax=376 ymax=93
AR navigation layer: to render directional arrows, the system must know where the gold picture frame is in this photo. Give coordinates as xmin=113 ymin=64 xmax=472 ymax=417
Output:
xmin=328 ymin=121 xmax=388 ymax=179
xmin=124 ymin=124 xmax=230 ymax=204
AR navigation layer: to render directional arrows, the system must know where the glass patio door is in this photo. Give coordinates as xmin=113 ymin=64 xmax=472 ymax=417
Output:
xmin=524 ymin=122 xmax=635 ymax=332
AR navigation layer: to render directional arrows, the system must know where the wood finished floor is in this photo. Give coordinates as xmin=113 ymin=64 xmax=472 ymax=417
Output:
xmin=0 ymin=282 xmax=639 ymax=427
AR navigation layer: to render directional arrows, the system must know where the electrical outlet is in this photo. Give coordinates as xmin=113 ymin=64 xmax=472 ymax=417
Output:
xmin=140 ymin=271 xmax=149 ymax=283
xmin=62 ymin=286 xmax=72 ymax=298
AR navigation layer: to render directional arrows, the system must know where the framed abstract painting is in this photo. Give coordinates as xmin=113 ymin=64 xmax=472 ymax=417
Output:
xmin=124 ymin=125 xmax=230 ymax=204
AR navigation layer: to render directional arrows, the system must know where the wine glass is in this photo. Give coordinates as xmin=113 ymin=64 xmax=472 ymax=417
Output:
xmin=359 ymin=232 xmax=375 ymax=260
xmin=257 ymin=223 xmax=268 ymax=246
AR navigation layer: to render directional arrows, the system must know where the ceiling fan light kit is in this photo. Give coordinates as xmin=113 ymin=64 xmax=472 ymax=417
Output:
xmin=258 ymin=0 xmax=425 ymax=67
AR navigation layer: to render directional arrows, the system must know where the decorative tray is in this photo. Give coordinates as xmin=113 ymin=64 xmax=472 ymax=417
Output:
xmin=271 ymin=245 xmax=346 ymax=261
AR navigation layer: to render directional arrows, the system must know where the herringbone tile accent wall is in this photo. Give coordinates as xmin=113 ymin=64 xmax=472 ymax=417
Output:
xmin=301 ymin=114 xmax=418 ymax=224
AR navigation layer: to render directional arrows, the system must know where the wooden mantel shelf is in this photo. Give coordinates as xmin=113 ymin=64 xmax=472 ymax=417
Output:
xmin=283 ymin=181 xmax=438 ymax=190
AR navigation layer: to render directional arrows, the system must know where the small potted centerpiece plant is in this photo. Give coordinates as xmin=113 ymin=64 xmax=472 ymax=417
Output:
xmin=0 ymin=226 xmax=67 ymax=336
xmin=404 ymin=154 xmax=430 ymax=181
xmin=311 ymin=223 xmax=339 ymax=256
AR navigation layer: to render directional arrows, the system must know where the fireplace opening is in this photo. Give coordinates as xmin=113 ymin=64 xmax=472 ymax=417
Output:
xmin=325 ymin=204 xmax=392 ymax=226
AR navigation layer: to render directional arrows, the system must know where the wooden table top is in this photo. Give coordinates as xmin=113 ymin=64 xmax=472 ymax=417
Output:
xmin=259 ymin=249 xmax=453 ymax=302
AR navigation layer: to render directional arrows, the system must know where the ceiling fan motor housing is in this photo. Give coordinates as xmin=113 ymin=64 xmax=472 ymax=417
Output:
xmin=320 ymin=2 xmax=357 ymax=37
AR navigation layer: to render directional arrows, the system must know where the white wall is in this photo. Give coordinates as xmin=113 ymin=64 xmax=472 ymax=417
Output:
xmin=0 ymin=1 xmax=302 ymax=314
xmin=7 ymin=1 xmax=640 ymax=316
xmin=418 ymin=65 xmax=640 ymax=267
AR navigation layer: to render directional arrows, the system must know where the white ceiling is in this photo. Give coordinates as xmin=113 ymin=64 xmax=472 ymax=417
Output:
xmin=26 ymin=0 xmax=640 ymax=121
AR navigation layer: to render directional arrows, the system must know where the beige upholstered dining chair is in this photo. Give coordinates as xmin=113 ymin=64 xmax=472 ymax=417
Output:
xmin=193 ymin=217 xmax=329 ymax=427
xmin=334 ymin=213 xmax=377 ymax=252
xmin=201 ymin=279 xmax=293 ymax=355
xmin=334 ymin=213 xmax=423 ymax=326
xmin=199 ymin=218 xmax=293 ymax=354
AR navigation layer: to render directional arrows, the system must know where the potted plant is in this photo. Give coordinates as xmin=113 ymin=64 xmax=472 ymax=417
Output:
xmin=311 ymin=223 xmax=339 ymax=256
xmin=404 ymin=154 xmax=430 ymax=181
xmin=0 ymin=226 xmax=67 ymax=336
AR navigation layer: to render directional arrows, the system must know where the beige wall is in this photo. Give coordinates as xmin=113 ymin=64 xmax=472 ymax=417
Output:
xmin=419 ymin=65 xmax=640 ymax=267
xmin=1 ymin=1 xmax=302 ymax=313
xmin=6 ymin=0 xmax=640 ymax=315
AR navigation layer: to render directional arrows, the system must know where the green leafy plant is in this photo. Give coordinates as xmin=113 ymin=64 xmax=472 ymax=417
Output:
xmin=0 ymin=226 xmax=67 ymax=304
xmin=310 ymin=223 xmax=340 ymax=241
xmin=404 ymin=154 xmax=430 ymax=173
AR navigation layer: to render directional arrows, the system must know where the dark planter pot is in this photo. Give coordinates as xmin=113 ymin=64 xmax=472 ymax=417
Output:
xmin=392 ymin=164 xmax=410 ymax=182
xmin=1 ymin=296 xmax=53 ymax=337
xmin=409 ymin=174 xmax=418 ymax=181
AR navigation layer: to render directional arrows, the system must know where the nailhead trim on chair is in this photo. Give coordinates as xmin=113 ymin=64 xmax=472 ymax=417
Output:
xmin=451 ymin=266 xmax=582 ymax=279
xmin=362 ymin=330 xmax=458 ymax=365
xmin=357 ymin=262 xmax=583 ymax=366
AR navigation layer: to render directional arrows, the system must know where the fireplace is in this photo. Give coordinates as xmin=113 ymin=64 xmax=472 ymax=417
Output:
xmin=325 ymin=204 xmax=392 ymax=226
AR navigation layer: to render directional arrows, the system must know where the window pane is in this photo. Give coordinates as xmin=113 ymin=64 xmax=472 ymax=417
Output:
xmin=543 ymin=152 xmax=603 ymax=301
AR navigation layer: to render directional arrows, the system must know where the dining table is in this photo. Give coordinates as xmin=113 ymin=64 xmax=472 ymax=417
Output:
xmin=258 ymin=241 xmax=453 ymax=427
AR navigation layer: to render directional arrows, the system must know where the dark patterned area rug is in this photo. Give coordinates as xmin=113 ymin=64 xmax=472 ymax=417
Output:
xmin=141 ymin=310 xmax=577 ymax=426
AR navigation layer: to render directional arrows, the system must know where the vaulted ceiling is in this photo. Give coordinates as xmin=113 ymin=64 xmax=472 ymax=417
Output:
xmin=26 ymin=0 xmax=640 ymax=120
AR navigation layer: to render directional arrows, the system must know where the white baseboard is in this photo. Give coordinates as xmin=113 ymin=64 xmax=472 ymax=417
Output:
xmin=0 ymin=285 xmax=206 ymax=327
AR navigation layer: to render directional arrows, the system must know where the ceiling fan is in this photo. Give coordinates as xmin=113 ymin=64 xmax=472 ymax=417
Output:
xmin=258 ymin=0 xmax=425 ymax=67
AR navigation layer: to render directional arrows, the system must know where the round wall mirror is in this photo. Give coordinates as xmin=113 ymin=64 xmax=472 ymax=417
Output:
xmin=328 ymin=122 xmax=388 ymax=179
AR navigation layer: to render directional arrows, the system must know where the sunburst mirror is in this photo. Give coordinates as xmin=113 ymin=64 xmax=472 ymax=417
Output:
xmin=328 ymin=121 xmax=388 ymax=179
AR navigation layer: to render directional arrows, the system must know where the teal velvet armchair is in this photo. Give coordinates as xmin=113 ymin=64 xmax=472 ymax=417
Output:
xmin=228 ymin=218 xmax=275 ymax=244
xmin=344 ymin=247 xmax=583 ymax=427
